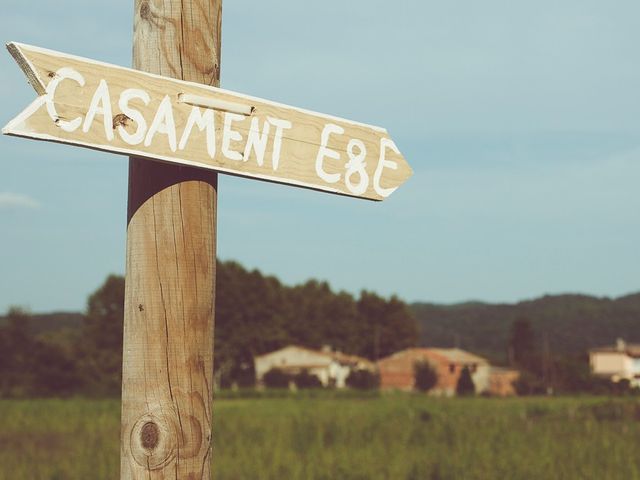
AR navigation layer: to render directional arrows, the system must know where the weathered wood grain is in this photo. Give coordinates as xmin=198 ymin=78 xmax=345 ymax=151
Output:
xmin=120 ymin=1 xmax=220 ymax=479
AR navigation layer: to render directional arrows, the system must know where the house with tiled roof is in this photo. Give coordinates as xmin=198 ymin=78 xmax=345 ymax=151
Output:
xmin=377 ymin=348 xmax=501 ymax=396
xmin=254 ymin=345 xmax=374 ymax=388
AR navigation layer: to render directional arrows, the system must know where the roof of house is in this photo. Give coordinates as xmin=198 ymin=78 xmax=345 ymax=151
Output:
xmin=427 ymin=348 xmax=488 ymax=365
xmin=254 ymin=345 xmax=373 ymax=367
xmin=376 ymin=348 xmax=429 ymax=364
xmin=330 ymin=351 xmax=375 ymax=369
xmin=377 ymin=347 xmax=488 ymax=366
xmin=590 ymin=345 xmax=640 ymax=358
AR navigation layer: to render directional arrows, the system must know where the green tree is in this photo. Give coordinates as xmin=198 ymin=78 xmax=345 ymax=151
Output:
xmin=0 ymin=308 xmax=83 ymax=398
xmin=215 ymin=261 xmax=289 ymax=383
xmin=227 ymin=349 xmax=256 ymax=388
xmin=357 ymin=292 xmax=418 ymax=360
xmin=0 ymin=307 xmax=34 ymax=397
xmin=414 ymin=361 xmax=438 ymax=392
xmin=456 ymin=366 xmax=475 ymax=396
xmin=78 ymin=275 xmax=125 ymax=396
xmin=31 ymin=340 xmax=82 ymax=396
xmin=509 ymin=318 xmax=536 ymax=369
xmin=285 ymin=280 xmax=362 ymax=353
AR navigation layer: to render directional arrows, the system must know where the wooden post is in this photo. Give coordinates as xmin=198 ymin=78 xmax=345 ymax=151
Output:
xmin=121 ymin=1 xmax=221 ymax=478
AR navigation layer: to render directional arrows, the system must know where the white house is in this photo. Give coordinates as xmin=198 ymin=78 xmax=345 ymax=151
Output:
xmin=589 ymin=338 xmax=640 ymax=387
xmin=254 ymin=345 xmax=374 ymax=388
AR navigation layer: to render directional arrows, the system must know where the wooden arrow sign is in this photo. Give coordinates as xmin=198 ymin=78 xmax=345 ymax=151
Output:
xmin=3 ymin=42 xmax=412 ymax=201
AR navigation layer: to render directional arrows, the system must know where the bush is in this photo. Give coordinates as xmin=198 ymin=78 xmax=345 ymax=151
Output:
xmin=230 ymin=356 xmax=256 ymax=389
xmin=263 ymin=368 xmax=291 ymax=389
xmin=293 ymin=369 xmax=323 ymax=389
xmin=456 ymin=366 xmax=475 ymax=396
xmin=513 ymin=371 xmax=546 ymax=396
xmin=414 ymin=361 xmax=438 ymax=392
xmin=346 ymin=369 xmax=380 ymax=390
xmin=614 ymin=378 xmax=631 ymax=395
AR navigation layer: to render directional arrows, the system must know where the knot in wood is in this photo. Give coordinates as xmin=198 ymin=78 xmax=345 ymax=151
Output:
xmin=129 ymin=413 xmax=177 ymax=470
xmin=140 ymin=421 xmax=159 ymax=450
xmin=139 ymin=1 xmax=151 ymax=20
xmin=112 ymin=113 xmax=131 ymax=130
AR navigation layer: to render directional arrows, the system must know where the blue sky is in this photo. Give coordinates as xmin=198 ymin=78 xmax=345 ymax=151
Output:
xmin=1 ymin=1 xmax=639 ymax=312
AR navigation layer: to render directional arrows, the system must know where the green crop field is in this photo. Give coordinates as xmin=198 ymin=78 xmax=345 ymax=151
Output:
xmin=0 ymin=394 xmax=638 ymax=480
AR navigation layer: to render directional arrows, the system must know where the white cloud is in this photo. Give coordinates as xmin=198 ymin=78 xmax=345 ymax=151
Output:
xmin=0 ymin=192 xmax=40 ymax=209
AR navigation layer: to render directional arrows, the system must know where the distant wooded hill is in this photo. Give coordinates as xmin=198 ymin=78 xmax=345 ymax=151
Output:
xmin=0 ymin=312 xmax=83 ymax=335
xmin=412 ymin=293 xmax=640 ymax=364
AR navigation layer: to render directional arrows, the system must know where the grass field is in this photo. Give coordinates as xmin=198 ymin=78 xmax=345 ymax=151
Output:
xmin=0 ymin=394 xmax=638 ymax=479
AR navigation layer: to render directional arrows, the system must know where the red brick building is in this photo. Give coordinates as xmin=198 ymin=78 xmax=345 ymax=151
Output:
xmin=377 ymin=348 xmax=491 ymax=396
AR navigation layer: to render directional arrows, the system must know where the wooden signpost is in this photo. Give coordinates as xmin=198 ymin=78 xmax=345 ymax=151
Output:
xmin=4 ymin=44 xmax=411 ymax=201
xmin=3 ymin=1 xmax=412 ymax=478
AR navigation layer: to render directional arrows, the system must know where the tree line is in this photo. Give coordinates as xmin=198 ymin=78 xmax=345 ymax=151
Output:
xmin=0 ymin=261 xmax=418 ymax=397
xmin=1 ymin=260 xmax=635 ymax=398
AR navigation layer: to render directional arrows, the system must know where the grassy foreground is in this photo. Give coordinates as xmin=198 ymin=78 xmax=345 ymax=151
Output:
xmin=0 ymin=394 xmax=638 ymax=479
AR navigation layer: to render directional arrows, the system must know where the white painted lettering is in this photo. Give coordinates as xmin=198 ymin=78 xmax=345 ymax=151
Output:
xmin=243 ymin=117 xmax=270 ymax=166
xmin=83 ymin=79 xmax=114 ymax=141
xmin=267 ymin=117 xmax=292 ymax=171
xmin=144 ymin=95 xmax=177 ymax=152
xmin=117 ymin=88 xmax=150 ymax=146
xmin=45 ymin=67 xmax=85 ymax=133
xmin=179 ymin=107 xmax=216 ymax=159
xmin=222 ymin=113 xmax=244 ymax=161
xmin=315 ymin=123 xmax=343 ymax=184
xmin=344 ymin=139 xmax=369 ymax=195
xmin=374 ymin=138 xmax=400 ymax=197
